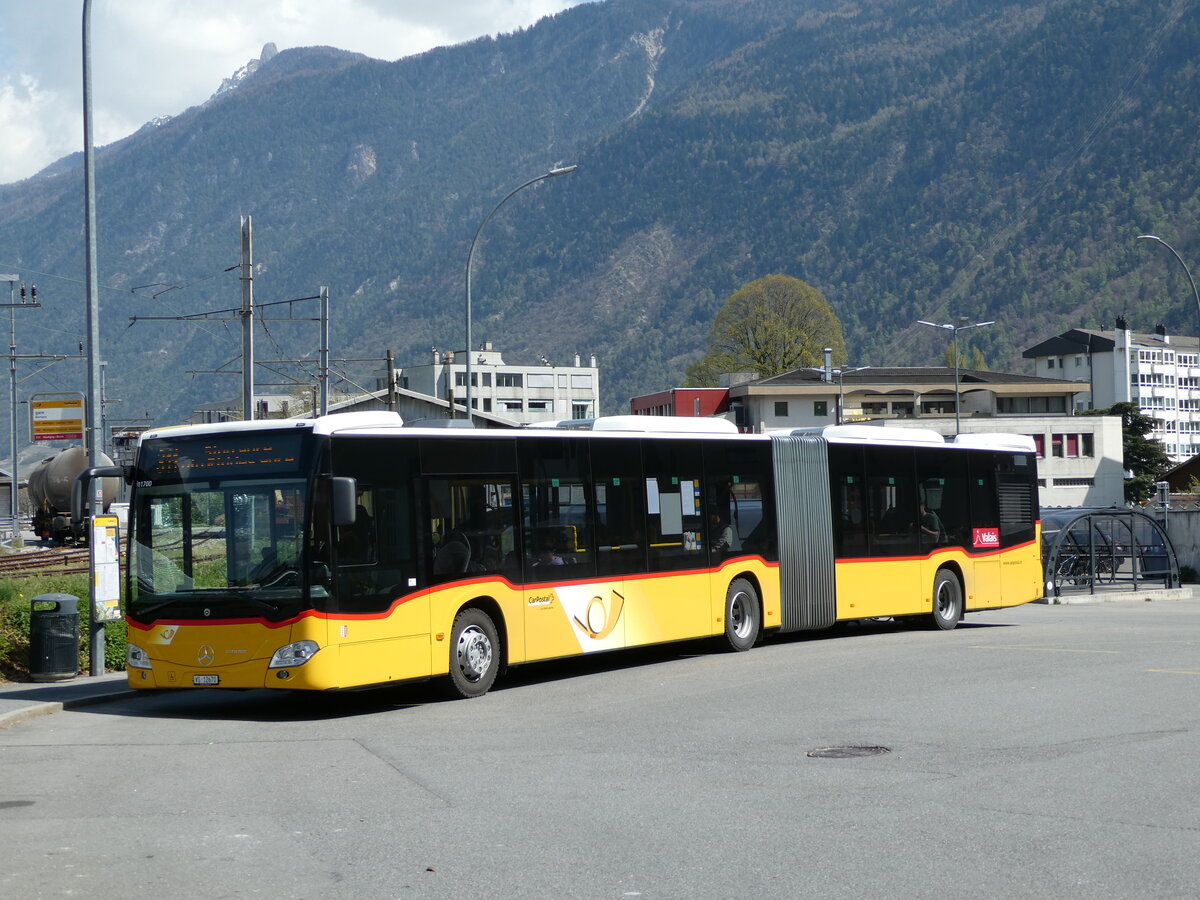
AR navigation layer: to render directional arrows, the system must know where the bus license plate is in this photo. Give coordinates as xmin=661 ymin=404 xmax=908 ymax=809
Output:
xmin=193 ymin=674 xmax=219 ymax=686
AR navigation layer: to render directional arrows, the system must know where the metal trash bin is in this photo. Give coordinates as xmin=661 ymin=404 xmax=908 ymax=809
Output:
xmin=29 ymin=593 xmax=80 ymax=682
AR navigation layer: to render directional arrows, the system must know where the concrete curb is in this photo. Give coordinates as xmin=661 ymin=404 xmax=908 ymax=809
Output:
xmin=1037 ymin=587 xmax=1193 ymax=605
xmin=0 ymin=674 xmax=135 ymax=730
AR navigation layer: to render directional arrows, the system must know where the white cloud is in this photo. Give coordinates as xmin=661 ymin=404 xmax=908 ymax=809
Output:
xmin=0 ymin=0 xmax=589 ymax=184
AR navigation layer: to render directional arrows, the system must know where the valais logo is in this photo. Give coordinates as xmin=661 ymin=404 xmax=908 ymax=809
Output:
xmin=973 ymin=527 xmax=1000 ymax=549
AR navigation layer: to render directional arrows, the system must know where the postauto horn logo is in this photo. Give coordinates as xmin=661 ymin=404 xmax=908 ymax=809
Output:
xmin=573 ymin=590 xmax=625 ymax=640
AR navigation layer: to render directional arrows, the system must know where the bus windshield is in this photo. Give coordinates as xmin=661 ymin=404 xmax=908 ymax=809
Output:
xmin=127 ymin=431 xmax=321 ymax=623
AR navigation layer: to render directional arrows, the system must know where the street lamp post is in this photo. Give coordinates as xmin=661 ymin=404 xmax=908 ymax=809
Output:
xmin=917 ymin=317 xmax=994 ymax=434
xmin=835 ymin=366 xmax=870 ymax=425
xmin=1137 ymin=234 xmax=1200 ymax=342
xmin=464 ymin=165 xmax=577 ymax=423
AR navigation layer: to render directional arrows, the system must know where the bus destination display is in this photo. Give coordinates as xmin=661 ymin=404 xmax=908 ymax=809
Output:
xmin=139 ymin=433 xmax=305 ymax=482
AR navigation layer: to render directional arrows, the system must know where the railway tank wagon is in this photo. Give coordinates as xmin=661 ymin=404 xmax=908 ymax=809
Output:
xmin=27 ymin=446 xmax=119 ymax=544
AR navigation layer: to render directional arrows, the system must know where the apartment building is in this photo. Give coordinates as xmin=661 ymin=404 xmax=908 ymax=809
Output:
xmin=389 ymin=343 xmax=600 ymax=426
xmin=1023 ymin=319 xmax=1200 ymax=461
xmin=631 ymin=366 xmax=1122 ymax=507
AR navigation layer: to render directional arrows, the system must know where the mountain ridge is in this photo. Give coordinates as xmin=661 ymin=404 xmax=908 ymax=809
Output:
xmin=0 ymin=0 xmax=1195 ymax=446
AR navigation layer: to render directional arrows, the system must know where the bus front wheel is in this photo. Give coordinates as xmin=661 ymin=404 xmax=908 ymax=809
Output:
xmin=931 ymin=569 xmax=963 ymax=631
xmin=723 ymin=578 xmax=760 ymax=651
xmin=446 ymin=608 xmax=500 ymax=698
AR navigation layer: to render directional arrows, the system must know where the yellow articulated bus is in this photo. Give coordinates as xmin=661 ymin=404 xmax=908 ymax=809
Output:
xmin=121 ymin=411 xmax=1041 ymax=698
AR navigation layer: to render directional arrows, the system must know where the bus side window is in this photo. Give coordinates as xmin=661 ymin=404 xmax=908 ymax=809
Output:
xmin=427 ymin=478 xmax=516 ymax=583
xmin=336 ymin=490 xmax=376 ymax=566
xmin=703 ymin=439 xmax=775 ymax=561
xmin=642 ymin=439 xmax=703 ymax=572
xmin=590 ymin=438 xmax=646 ymax=577
xmin=828 ymin=445 xmax=867 ymax=558
xmin=518 ymin=436 xmax=593 ymax=583
xmin=865 ymin=446 xmax=917 ymax=558
xmin=918 ymin=451 xmax=968 ymax=548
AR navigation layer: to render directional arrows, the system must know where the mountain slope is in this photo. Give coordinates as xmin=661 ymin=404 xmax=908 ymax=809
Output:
xmin=0 ymin=0 xmax=1196 ymax=444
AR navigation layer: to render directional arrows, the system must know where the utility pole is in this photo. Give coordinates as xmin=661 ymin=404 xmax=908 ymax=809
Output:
xmin=1 ymin=276 xmax=41 ymax=548
xmin=319 ymin=285 xmax=329 ymax=416
xmin=129 ymin=220 xmax=333 ymax=417
xmin=240 ymin=216 xmax=254 ymax=420
xmin=386 ymin=349 xmax=397 ymax=411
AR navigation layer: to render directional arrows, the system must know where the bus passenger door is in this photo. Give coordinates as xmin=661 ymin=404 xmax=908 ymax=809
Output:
xmin=328 ymin=480 xmax=431 ymax=685
xmin=523 ymin=475 xmax=632 ymax=659
xmin=517 ymin=436 xmax=618 ymax=662
xmin=966 ymin=461 xmax=1001 ymax=610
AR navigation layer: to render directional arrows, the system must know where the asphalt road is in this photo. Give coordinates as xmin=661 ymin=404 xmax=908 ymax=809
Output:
xmin=2 ymin=597 xmax=1198 ymax=899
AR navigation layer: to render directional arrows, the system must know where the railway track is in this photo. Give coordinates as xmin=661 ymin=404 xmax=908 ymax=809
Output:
xmin=0 ymin=546 xmax=93 ymax=578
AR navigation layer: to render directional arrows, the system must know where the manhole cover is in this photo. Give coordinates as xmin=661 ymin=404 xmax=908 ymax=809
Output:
xmin=807 ymin=746 xmax=890 ymax=759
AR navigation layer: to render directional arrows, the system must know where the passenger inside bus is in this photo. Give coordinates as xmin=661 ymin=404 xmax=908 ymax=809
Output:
xmin=708 ymin=507 xmax=733 ymax=554
xmin=919 ymin=503 xmax=946 ymax=544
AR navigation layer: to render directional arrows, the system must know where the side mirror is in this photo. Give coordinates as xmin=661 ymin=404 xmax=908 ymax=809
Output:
xmin=71 ymin=465 xmax=127 ymax=522
xmin=331 ymin=476 xmax=358 ymax=527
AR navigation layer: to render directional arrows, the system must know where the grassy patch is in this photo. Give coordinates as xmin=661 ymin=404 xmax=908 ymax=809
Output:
xmin=0 ymin=574 xmax=126 ymax=682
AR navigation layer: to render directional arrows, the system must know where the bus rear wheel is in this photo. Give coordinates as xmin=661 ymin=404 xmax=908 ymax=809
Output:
xmin=446 ymin=608 xmax=500 ymax=698
xmin=723 ymin=578 xmax=760 ymax=651
xmin=930 ymin=569 xmax=963 ymax=631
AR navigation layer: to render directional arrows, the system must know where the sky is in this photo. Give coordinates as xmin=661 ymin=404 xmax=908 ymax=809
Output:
xmin=0 ymin=0 xmax=591 ymax=185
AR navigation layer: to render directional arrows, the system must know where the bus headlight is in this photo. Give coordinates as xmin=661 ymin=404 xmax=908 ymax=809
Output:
xmin=126 ymin=643 xmax=152 ymax=670
xmin=268 ymin=640 xmax=320 ymax=668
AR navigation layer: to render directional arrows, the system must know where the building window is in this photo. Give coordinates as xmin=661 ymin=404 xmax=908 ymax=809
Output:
xmin=571 ymin=374 xmax=592 ymax=389
xmin=528 ymin=373 xmax=554 ymax=389
xmin=921 ymin=400 xmax=955 ymax=414
xmin=998 ymin=396 xmax=1066 ymax=414
xmin=814 ymin=401 xmax=828 ymax=417
xmin=483 ymin=399 xmax=492 ymax=412
xmin=482 ymin=373 xmax=492 ymax=387
xmin=694 ymin=398 xmax=701 ymax=416
xmin=892 ymin=402 xmax=913 ymax=415
xmin=528 ymin=400 xmax=552 ymax=412
xmin=500 ymin=399 xmax=523 ymax=411
xmin=1051 ymin=434 xmax=1064 ymax=458
xmin=496 ymin=373 xmax=523 ymax=388
xmin=1047 ymin=359 xmax=1056 ymax=369
xmin=774 ymin=401 xmax=788 ymax=417
xmin=863 ymin=402 xmax=888 ymax=415
xmin=455 ymin=372 xmax=478 ymax=387
xmin=1030 ymin=434 xmax=1045 ymax=458
xmin=572 ymin=402 xmax=589 ymax=420
xmin=1082 ymin=434 xmax=1094 ymax=457
xmin=1052 ymin=478 xmax=1095 ymax=487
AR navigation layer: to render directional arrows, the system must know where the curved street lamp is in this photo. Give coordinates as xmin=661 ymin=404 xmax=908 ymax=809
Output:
xmin=917 ymin=317 xmax=994 ymax=435
xmin=464 ymin=165 xmax=578 ymax=423
xmin=1137 ymin=234 xmax=1200 ymax=341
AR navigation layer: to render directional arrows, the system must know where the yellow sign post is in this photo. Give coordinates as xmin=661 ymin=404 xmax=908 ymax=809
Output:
xmin=30 ymin=392 xmax=85 ymax=442
xmin=90 ymin=514 xmax=122 ymax=623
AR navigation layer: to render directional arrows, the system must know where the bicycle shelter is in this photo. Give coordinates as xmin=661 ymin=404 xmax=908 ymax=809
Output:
xmin=1042 ymin=507 xmax=1178 ymax=599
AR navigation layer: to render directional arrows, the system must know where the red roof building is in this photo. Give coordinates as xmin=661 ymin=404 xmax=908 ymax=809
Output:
xmin=630 ymin=388 xmax=730 ymax=418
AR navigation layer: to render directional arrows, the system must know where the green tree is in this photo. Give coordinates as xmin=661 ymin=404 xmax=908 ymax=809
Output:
xmin=685 ymin=274 xmax=846 ymax=386
xmin=1079 ymin=402 xmax=1171 ymax=503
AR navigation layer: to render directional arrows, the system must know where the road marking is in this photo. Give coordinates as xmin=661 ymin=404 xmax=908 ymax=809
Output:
xmin=1146 ymin=668 xmax=1200 ymax=675
xmin=969 ymin=645 xmax=1122 ymax=654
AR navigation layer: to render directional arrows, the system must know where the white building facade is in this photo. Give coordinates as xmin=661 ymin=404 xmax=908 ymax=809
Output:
xmin=719 ymin=366 xmax=1122 ymax=508
xmin=879 ymin=415 xmax=1125 ymax=509
xmin=389 ymin=343 xmax=600 ymax=426
xmin=1024 ymin=320 xmax=1200 ymax=462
